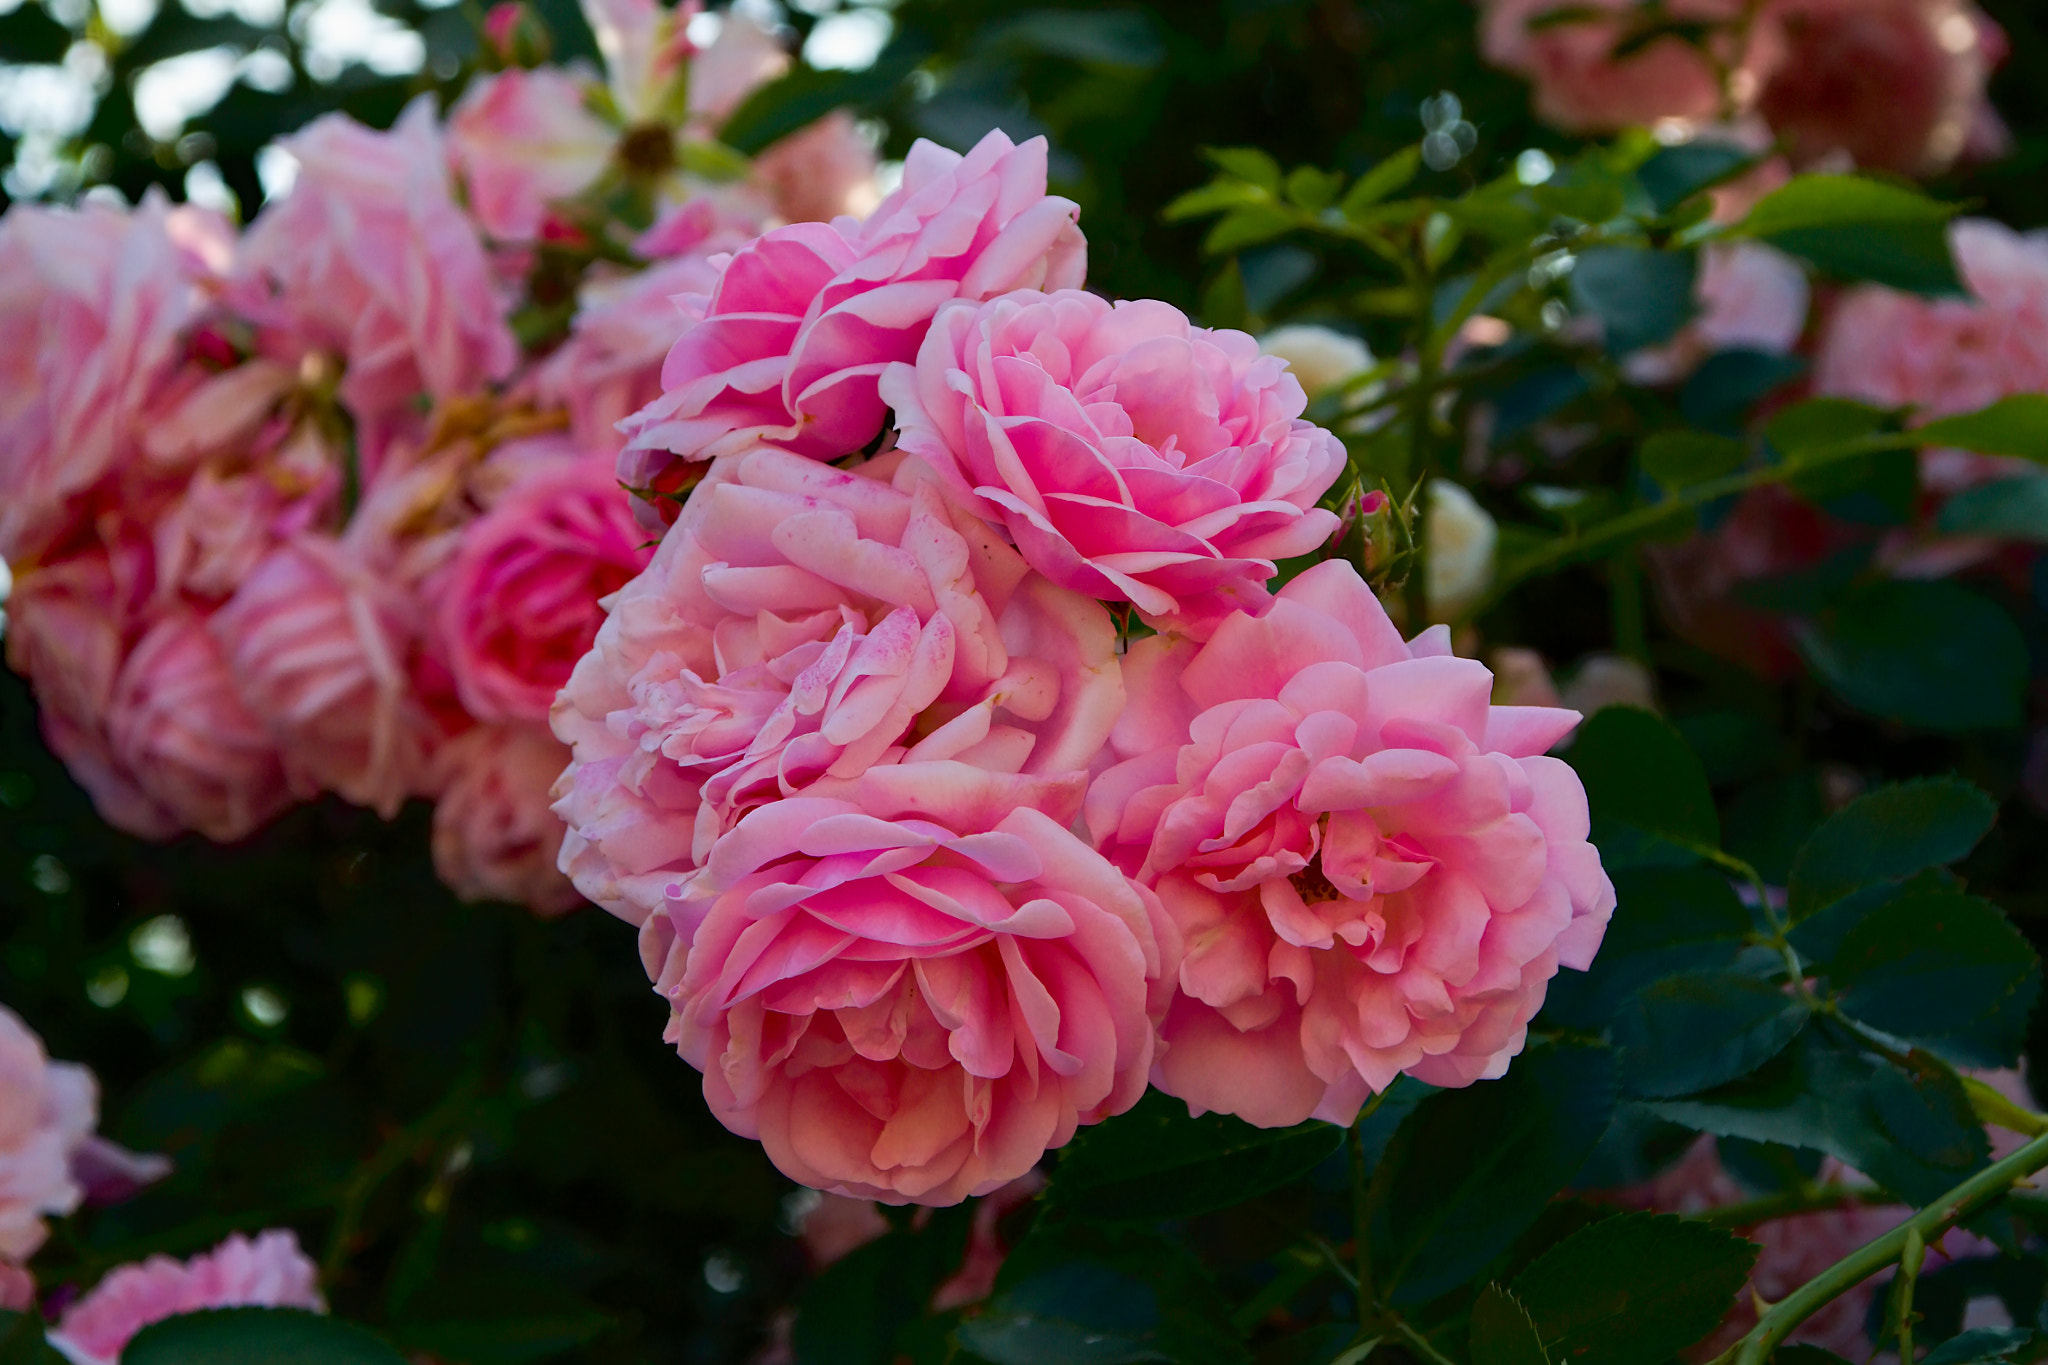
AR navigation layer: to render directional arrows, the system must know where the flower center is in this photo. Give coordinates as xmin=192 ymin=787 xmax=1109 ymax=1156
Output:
xmin=1289 ymin=857 xmax=1345 ymax=906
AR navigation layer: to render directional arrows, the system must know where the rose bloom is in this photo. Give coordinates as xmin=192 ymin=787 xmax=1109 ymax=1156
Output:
xmin=212 ymin=536 xmax=437 ymax=817
xmin=1756 ymin=0 xmax=2004 ymax=175
xmin=49 ymin=1230 xmax=324 ymax=1365
xmin=1425 ymin=479 xmax=1498 ymax=622
xmin=108 ymin=610 xmax=294 ymax=843
xmin=0 ymin=1006 xmax=94 ymax=1264
xmin=439 ymin=455 xmax=651 ymax=724
xmin=1625 ymin=241 xmax=1811 ymax=385
xmin=753 ymin=111 xmax=883 ymax=225
xmin=656 ymin=778 xmax=1164 ymax=1204
xmin=1086 ymin=560 xmax=1614 ymax=1126
xmin=551 ymin=446 xmax=1125 ymax=932
xmin=1478 ymin=0 xmax=1758 ymax=133
xmin=447 ymin=65 xmax=617 ymax=243
xmin=884 ymin=290 xmax=1346 ymax=634
xmin=0 ymin=190 xmax=228 ymax=562
xmin=430 ymin=723 xmax=581 ymax=915
xmin=617 ymin=130 xmax=1087 ymax=500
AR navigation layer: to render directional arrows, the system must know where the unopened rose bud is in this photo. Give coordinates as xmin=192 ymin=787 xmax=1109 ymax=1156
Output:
xmin=482 ymin=1 xmax=551 ymax=68
xmin=1425 ymin=478 xmax=1497 ymax=621
xmin=1260 ymin=323 xmax=1376 ymax=397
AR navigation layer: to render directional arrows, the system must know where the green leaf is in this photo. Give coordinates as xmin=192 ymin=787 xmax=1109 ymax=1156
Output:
xmin=124 ymin=1310 xmax=408 ymax=1365
xmin=1376 ymin=1045 xmax=1617 ymax=1305
xmin=392 ymin=1273 xmax=613 ymax=1364
xmin=1637 ymin=142 xmax=1759 ymax=215
xmin=1830 ymin=892 xmax=2038 ymax=1058
xmin=1615 ymin=972 xmax=1810 ymax=1099
xmin=1914 ymin=396 xmax=2048 ymax=463
xmin=1567 ymin=707 xmax=1719 ymax=856
xmin=1163 ymin=179 xmax=1269 ymax=222
xmin=675 ymin=138 xmax=751 ymax=182
xmin=1341 ymin=147 xmax=1421 ymax=218
xmin=117 ymin=13 xmax=271 ymax=71
xmin=1737 ymin=175 xmax=1963 ymax=295
xmin=1569 ymin=247 xmax=1697 ymax=354
xmin=1679 ymin=351 xmax=1808 ymax=432
xmin=1044 ymin=1090 xmax=1343 ymax=1223
xmin=1203 ymin=146 xmax=1282 ymax=193
xmin=1920 ymin=1327 xmax=2037 ymax=1365
xmin=1540 ymin=867 xmax=1751 ymax=1032
xmin=0 ymin=1311 xmax=62 ymax=1365
xmin=1284 ymin=165 xmax=1342 ymax=212
xmin=1469 ymin=1285 xmax=1551 ymax=1365
xmin=1640 ymin=431 xmax=1746 ymax=492
xmin=1787 ymin=778 xmax=1997 ymax=921
xmin=795 ymin=1209 xmax=972 ymax=1365
xmin=1764 ymin=397 xmax=1890 ymax=461
xmin=1204 ymin=203 xmax=1298 ymax=255
xmin=1509 ymin=1212 xmax=1758 ymax=1365
xmin=1792 ymin=581 xmax=2027 ymax=733
xmin=719 ymin=44 xmax=921 ymax=155
xmin=1934 ymin=477 xmax=2048 ymax=541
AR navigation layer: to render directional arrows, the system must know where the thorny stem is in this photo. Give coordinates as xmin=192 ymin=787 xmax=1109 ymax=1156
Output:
xmin=1892 ymin=1226 xmax=1924 ymax=1365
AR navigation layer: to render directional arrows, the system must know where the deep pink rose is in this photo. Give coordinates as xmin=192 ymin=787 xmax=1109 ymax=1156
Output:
xmin=440 ymin=456 xmax=651 ymax=724
xmin=0 ymin=191 xmax=229 ymax=562
xmin=211 ymin=537 xmax=436 ymax=817
xmin=551 ymin=447 xmax=1124 ymax=930
xmin=235 ymin=98 xmax=517 ymax=436
xmin=617 ymin=130 xmax=1087 ymax=491
xmin=655 ymin=782 xmax=1163 ymax=1204
xmin=1756 ymin=0 xmax=2003 ymax=175
xmin=884 ymin=290 xmax=1346 ymax=633
xmin=447 ymin=66 xmax=616 ymax=243
xmin=430 ymin=723 xmax=580 ymax=914
xmin=49 ymin=1230 xmax=323 ymax=1365
xmin=0 ymin=1006 xmax=94 ymax=1264
xmin=108 ymin=610 xmax=294 ymax=843
xmin=1478 ymin=0 xmax=1757 ymax=132
xmin=1086 ymin=561 xmax=1614 ymax=1126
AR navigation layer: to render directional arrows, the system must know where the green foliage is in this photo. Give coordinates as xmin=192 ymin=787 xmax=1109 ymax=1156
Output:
xmin=1787 ymin=778 xmax=1999 ymax=921
xmin=1506 ymin=1213 xmax=1758 ymax=1365
xmin=123 ymin=1309 xmax=408 ymax=1364
xmin=1735 ymin=175 xmax=1964 ymax=295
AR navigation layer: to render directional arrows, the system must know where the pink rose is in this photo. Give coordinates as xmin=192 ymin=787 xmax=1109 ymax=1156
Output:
xmin=753 ymin=111 xmax=882 ymax=224
xmin=686 ymin=9 xmax=789 ymax=125
xmin=447 ymin=67 xmax=617 ymax=243
xmin=0 ymin=191 xmax=228 ymax=562
xmin=1085 ymin=561 xmax=1614 ymax=1126
xmin=0 ymin=1264 xmax=31 ymax=1313
xmin=430 ymin=723 xmax=580 ymax=914
xmin=49 ymin=1230 xmax=324 ymax=1365
xmin=150 ymin=461 xmax=310 ymax=606
xmin=108 ymin=610 xmax=294 ymax=843
xmin=439 ymin=456 xmax=651 ymax=724
xmin=0 ymin=1006 xmax=95 ymax=1263
xmin=550 ymin=446 xmax=1124 ymax=929
xmin=1756 ymin=0 xmax=2003 ymax=175
xmin=235 ymin=98 xmax=517 ymax=438
xmin=617 ymin=131 xmax=1087 ymax=492
xmin=211 ymin=536 xmax=436 ymax=817
xmin=1815 ymin=218 xmax=2048 ymax=494
xmin=1625 ymin=242 xmax=1811 ymax=384
xmin=658 ymin=782 xmax=1163 ymax=1203
xmin=884 ymin=290 xmax=1346 ymax=633
xmin=1478 ymin=0 xmax=1756 ymax=133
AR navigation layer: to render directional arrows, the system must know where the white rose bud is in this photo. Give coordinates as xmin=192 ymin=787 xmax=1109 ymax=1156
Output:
xmin=1260 ymin=324 xmax=1375 ymax=397
xmin=1426 ymin=478 xmax=1497 ymax=621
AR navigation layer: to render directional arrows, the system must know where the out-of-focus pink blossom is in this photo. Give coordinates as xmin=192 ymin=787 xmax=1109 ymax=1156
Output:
xmin=534 ymin=254 xmax=725 ymax=455
xmin=687 ymin=8 xmax=787 ymax=125
xmin=49 ymin=1231 xmax=324 ymax=1365
xmin=1756 ymin=0 xmax=2004 ymax=175
xmin=430 ymin=722 xmax=581 ymax=914
xmin=0 ymin=192 xmax=229 ymax=562
xmin=618 ymin=131 xmax=1087 ymax=499
xmin=0 ymin=1264 xmax=31 ymax=1312
xmin=1625 ymin=242 xmax=1811 ymax=385
xmin=1477 ymin=0 xmax=1756 ymax=133
xmin=658 ymin=783 xmax=1164 ymax=1204
xmin=581 ymin=0 xmax=693 ymax=124
xmin=754 ymin=111 xmax=882 ymax=224
xmin=150 ymin=461 xmax=316 ymax=606
xmin=108 ymin=610 xmax=293 ymax=843
xmin=212 ymin=537 xmax=435 ymax=818
xmin=448 ymin=66 xmax=617 ymax=243
xmin=1086 ymin=561 xmax=1614 ymax=1127
xmin=886 ymin=290 xmax=1346 ymax=634
xmin=551 ymin=447 xmax=1125 ymax=929
xmin=140 ymin=358 xmax=294 ymax=472
xmin=439 ymin=456 xmax=651 ymax=724
xmin=235 ymin=98 xmax=517 ymax=439
xmin=0 ymin=1006 xmax=95 ymax=1264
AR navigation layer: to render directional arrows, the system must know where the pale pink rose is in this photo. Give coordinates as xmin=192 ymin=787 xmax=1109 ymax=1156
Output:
xmin=0 ymin=1006 xmax=95 ymax=1263
xmin=885 ymin=290 xmax=1346 ymax=633
xmin=582 ymin=0 xmax=692 ymax=124
xmin=1756 ymin=0 xmax=2002 ymax=175
xmin=618 ymin=131 xmax=1088 ymax=495
xmin=687 ymin=9 xmax=788 ymax=125
xmin=657 ymin=781 xmax=1163 ymax=1204
xmin=0 ymin=191 xmax=229 ymax=562
xmin=108 ymin=610 xmax=294 ymax=843
xmin=1626 ymin=242 xmax=1811 ymax=384
xmin=550 ymin=447 xmax=1125 ymax=929
xmin=150 ymin=465 xmax=298 ymax=606
xmin=139 ymin=358 xmax=295 ymax=472
xmin=235 ymin=98 xmax=517 ymax=436
xmin=753 ymin=111 xmax=882 ymax=224
xmin=211 ymin=537 xmax=435 ymax=817
xmin=1478 ymin=0 xmax=1757 ymax=133
xmin=447 ymin=66 xmax=617 ymax=243
xmin=430 ymin=723 xmax=580 ymax=914
xmin=3 ymin=554 xmax=178 ymax=840
xmin=0 ymin=1264 xmax=31 ymax=1312
xmin=1815 ymin=219 xmax=2048 ymax=494
xmin=1086 ymin=560 xmax=1614 ymax=1126
xmin=533 ymin=254 xmax=727 ymax=456
xmin=439 ymin=457 xmax=651 ymax=724
xmin=49 ymin=1230 xmax=324 ymax=1365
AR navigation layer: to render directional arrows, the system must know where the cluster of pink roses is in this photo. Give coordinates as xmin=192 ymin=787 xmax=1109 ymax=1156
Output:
xmin=0 ymin=0 xmax=878 ymax=914
xmin=553 ymin=130 xmax=1617 ymax=1203
xmin=1479 ymin=0 xmax=2010 ymax=176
